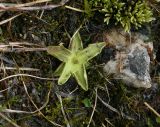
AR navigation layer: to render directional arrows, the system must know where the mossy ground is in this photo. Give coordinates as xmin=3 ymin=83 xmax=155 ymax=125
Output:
xmin=0 ymin=0 xmax=160 ymax=127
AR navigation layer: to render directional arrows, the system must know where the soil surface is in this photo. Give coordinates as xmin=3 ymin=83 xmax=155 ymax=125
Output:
xmin=0 ymin=1 xmax=160 ymax=127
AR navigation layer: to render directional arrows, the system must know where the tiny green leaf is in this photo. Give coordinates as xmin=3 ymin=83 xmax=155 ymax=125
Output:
xmin=82 ymin=98 xmax=92 ymax=107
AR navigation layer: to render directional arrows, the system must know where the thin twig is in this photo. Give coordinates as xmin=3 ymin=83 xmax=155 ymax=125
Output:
xmin=39 ymin=2 xmax=48 ymax=19
xmin=2 ymin=84 xmax=50 ymax=114
xmin=105 ymin=118 xmax=114 ymax=127
xmin=0 ymin=67 xmax=39 ymax=71
xmin=0 ymin=74 xmax=57 ymax=83
xmin=13 ymin=5 xmax=63 ymax=11
xmin=1 ymin=0 xmax=52 ymax=8
xmin=56 ymin=93 xmax=71 ymax=127
xmin=0 ymin=13 xmax=22 ymax=25
xmin=0 ymin=113 xmax=21 ymax=127
xmin=65 ymin=5 xmax=85 ymax=12
xmin=1 ymin=41 xmax=42 ymax=46
xmin=0 ymin=47 xmax=47 ymax=52
xmin=87 ymin=88 xmax=98 ymax=127
xmin=0 ymin=0 xmax=69 ymax=11
xmin=0 ymin=42 xmax=47 ymax=52
xmin=0 ymin=86 xmax=13 ymax=93
xmin=144 ymin=102 xmax=160 ymax=117
xmin=0 ymin=55 xmax=15 ymax=65
xmin=19 ymin=42 xmax=40 ymax=46
xmin=102 ymin=123 xmax=106 ymax=127
xmin=1 ymin=76 xmax=53 ymax=115
xmin=22 ymin=81 xmax=63 ymax=127
xmin=97 ymin=94 xmax=120 ymax=115
xmin=97 ymin=70 xmax=111 ymax=103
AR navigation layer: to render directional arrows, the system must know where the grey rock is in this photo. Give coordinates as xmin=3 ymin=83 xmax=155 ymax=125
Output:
xmin=103 ymin=29 xmax=152 ymax=88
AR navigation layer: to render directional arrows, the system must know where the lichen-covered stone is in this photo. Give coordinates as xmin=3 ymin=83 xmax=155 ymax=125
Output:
xmin=103 ymin=29 xmax=152 ymax=88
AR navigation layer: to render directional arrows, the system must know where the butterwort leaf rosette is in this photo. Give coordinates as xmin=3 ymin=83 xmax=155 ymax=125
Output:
xmin=47 ymin=30 xmax=106 ymax=91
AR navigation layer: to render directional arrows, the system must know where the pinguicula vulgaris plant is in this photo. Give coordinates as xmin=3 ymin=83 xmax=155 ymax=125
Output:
xmin=47 ymin=29 xmax=106 ymax=90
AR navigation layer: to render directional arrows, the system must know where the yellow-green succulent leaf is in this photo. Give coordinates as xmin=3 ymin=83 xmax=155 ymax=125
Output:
xmin=58 ymin=63 xmax=71 ymax=85
xmin=73 ymin=64 xmax=88 ymax=91
xmin=48 ymin=31 xmax=105 ymax=91
xmin=69 ymin=30 xmax=83 ymax=51
xmin=54 ymin=63 xmax=65 ymax=76
xmin=47 ymin=45 xmax=71 ymax=62
xmin=80 ymin=42 xmax=106 ymax=62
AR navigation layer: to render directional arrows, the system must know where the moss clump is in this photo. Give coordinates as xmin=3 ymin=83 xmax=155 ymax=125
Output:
xmin=89 ymin=0 xmax=154 ymax=32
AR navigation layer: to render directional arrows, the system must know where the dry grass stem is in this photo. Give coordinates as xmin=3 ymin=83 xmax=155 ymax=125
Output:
xmin=11 ymin=0 xmax=52 ymax=8
xmin=105 ymin=118 xmax=114 ymax=127
xmin=0 ymin=0 xmax=69 ymax=11
xmin=97 ymin=94 xmax=120 ymax=115
xmin=102 ymin=123 xmax=106 ymax=127
xmin=144 ymin=102 xmax=160 ymax=117
xmin=2 ymin=41 xmax=42 ymax=46
xmin=56 ymin=93 xmax=71 ymax=127
xmin=0 ymin=112 xmax=21 ymax=127
xmin=2 ymin=84 xmax=50 ymax=114
xmin=0 ymin=86 xmax=13 ymax=93
xmin=0 ymin=42 xmax=47 ymax=52
xmin=22 ymin=81 xmax=63 ymax=127
xmin=0 ymin=0 xmax=52 ymax=8
xmin=87 ymin=88 xmax=98 ymax=127
xmin=0 ymin=67 xmax=39 ymax=71
xmin=0 ymin=47 xmax=47 ymax=52
xmin=97 ymin=71 xmax=112 ymax=103
xmin=39 ymin=2 xmax=48 ymax=18
xmin=0 ymin=73 xmax=57 ymax=83
xmin=65 ymin=5 xmax=85 ymax=12
xmin=0 ymin=13 xmax=22 ymax=25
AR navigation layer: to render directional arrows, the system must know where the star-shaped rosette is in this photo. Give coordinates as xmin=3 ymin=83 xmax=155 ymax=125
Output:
xmin=47 ymin=30 xmax=106 ymax=91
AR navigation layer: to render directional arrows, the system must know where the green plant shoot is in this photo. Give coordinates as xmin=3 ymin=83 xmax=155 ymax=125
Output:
xmin=47 ymin=30 xmax=106 ymax=91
